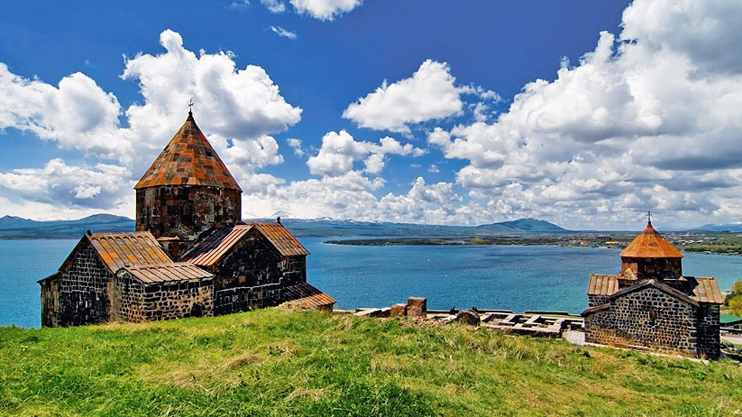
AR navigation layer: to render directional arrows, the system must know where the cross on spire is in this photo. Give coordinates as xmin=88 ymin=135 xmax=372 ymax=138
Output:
xmin=188 ymin=99 xmax=194 ymax=115
xmin=647 ymin=211 xmax=652 ymax=226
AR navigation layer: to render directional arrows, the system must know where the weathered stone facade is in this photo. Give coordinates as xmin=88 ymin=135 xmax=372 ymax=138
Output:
xmin=39 ymin=273 xmax=60 ymax=328
xmin=134 ymin=110 xmax=242 ymax=241
xmin=587 ymin=295 xmax=610 ymax=308
xmin=111 ymin=270 xmax=214 ymax=322
xmin=583 ymin=220 xmax=723 ymax=358
xmin=697 ymin=303 xmax=721 ymax=359
xmin=136 ymin=186 xmax=241 ymax=239
xmin=39 ymin=232 xmax=215 ymax=327
xmin=40 ymin=112 xmax=334 ymax=327
xmin=620 ymin=257 xmax=682 ymax=281
xmin=183 ymin=225 xmax=310 ymax=315
xmin=586 ymin=285 xmax=698 ymax=355
xmin=43 ymin=244 xmax=113 ymax=327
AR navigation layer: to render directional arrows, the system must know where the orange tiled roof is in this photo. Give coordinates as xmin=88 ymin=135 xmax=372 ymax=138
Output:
xmin=183 ymin=222 xmax=309 ymax=267
xmin=282 ymin=282 xmax=336 ymax=308
xmin=620 ymin=221 xmax=683 ymax=259
xmin=87 ymin=231 xmax=172 ymax=271
xmin=121 ymin=263 xmax=213 ymax=284
xmin=182 ymin=225 xmax=252 ymax=266
xmin=134 ymin=112 xmax=242 ymax=191
xmin=587 ymin=274 xmax=619 ymax=296
xmin=252 ymin=223 xmax=310 ymax=257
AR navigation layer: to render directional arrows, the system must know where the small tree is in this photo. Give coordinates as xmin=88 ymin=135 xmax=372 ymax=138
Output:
xmin=725 ymin=280 xmax=742 ymax=317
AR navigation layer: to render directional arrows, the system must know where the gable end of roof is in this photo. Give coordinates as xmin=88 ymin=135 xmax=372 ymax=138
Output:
xmin=608 ymin=279 xmax=699 ymax=307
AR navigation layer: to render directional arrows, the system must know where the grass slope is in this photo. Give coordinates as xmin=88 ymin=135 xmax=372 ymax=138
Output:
xmin=1 ymin=309 xmax=740 ymax=416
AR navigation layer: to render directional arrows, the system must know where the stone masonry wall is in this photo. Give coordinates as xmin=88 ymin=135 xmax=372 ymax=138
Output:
xmin=40 ymin=275 xmax=60 ymax=328
xmin=585 ymin=287 xmax=699 ymax=356
xmin=210 ymin=230 xmax=306 ymax=315
xmin=588 ymin=295 xmax=610 ymax=308
xmin=697 ymin=303 xmax=721 ymax=359
xmin=55 ymin=244 xmax=112 ymax=327
xmin=141 ymin=279 xmax=214 ymax=321
xmin=621 ymin=257 xmax=682 ymax=281
xmin=109 ymin=273 xmax=145 ymax=322
xmin=136 ymin=186 xmax=241 ymax=239
xmin=216 ymin=283 xmax=283 ymax=314
xmin=111 ymin=272 xmax=213 ymax=322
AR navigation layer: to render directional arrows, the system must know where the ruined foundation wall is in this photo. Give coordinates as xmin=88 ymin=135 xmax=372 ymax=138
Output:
xmin=585 ymin=287 xmax=699 ymax=356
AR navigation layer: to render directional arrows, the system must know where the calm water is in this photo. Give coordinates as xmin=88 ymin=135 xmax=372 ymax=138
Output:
xmin=2 ymin=238 xmax=741 ymax=328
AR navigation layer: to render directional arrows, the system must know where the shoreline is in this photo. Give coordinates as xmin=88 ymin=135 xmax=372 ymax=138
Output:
xmin=325 ymin=233 xmax=742 ymax=256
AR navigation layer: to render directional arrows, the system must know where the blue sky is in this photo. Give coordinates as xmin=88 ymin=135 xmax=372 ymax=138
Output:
xmin=1 ymin=0 xmax=740 ymax=230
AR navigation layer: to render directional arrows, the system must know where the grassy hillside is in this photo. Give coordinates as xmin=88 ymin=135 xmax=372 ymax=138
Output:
xmin=1 ymin=309 xmax=740 ymax=416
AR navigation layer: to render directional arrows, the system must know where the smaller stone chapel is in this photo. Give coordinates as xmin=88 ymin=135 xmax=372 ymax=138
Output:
xmin=39 ymin=111 xmax=334 ymax=327
xmin=582 ymin=216 xmax=724 ymax=358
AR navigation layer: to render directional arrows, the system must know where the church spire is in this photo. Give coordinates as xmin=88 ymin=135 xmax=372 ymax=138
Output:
xmin=135 ymin=111 xmax=241 ymax=191
xmin=134 ymin=111 xmax=243 ymax=239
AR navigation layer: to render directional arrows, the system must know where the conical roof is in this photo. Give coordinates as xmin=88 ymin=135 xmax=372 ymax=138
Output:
xmin=135 ymin=112 xmax=242 ymax=191
xmin=620 ymin=221 xmax=682 ymax=259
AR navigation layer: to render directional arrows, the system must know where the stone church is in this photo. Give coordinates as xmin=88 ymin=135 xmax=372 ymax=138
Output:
xmin=39 ymin=111 xmax=334 ymax=327
xmin=582 ymin=217 xmax=723 ymax=358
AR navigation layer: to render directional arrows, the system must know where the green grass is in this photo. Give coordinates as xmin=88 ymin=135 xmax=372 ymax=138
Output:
xmin=1 ymin=309 xmax=741 ymax=416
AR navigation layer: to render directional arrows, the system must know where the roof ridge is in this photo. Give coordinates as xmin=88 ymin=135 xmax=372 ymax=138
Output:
xmin=88 ymin=231 xmax=153 ymax=237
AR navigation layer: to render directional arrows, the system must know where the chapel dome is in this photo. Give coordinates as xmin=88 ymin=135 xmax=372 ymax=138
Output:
xmin=620 ymin=220 xmax=682 ymax=259
xmin=135 ymin=111 xmax=242 ymax=191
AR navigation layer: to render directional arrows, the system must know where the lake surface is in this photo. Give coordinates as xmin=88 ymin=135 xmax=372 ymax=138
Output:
xmin=2 ymin=238 xmax=741 ymax=328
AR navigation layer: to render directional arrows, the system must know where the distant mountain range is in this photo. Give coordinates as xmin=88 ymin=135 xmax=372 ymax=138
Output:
xmin=692 ymin=223 xmax=742 ymax=232
xmin=0 ymin=214 xmax=567 ymax=239
xmin=475 ymin=218 xmax=566 ymax=233
xmin=5 ymin=213 xmax=739 ymax=239
xmin=254 ymin=217 xmax=567 ymax=237
xmin=0 ymin=214 xmax=135 ymax=239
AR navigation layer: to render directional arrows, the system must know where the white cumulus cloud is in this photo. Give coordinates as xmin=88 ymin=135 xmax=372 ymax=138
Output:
xmin=0 ymin=64 xmax=126 ymax=161
xmin=260 ymin=0 xmax=286 ymax=13
xmin=287 ymin=138 xmax=305 ymax=157
xmin=306 ymin=130 xmax=424 ymax=176
xmin=0 ymin=29 xmax=302 ymax=219
xmin=123 ymin=30 xmax=301 ymax=158
xmin=290 ymin=0 xmax=363 ymax=21
xmin=425 ymin=0 xmax=742 ymax=229
xmin=0 ymin=158 xmax=132 ymax=209
xmin=258 ymin=0 xmax=362 ymax=20
xmin=343 ymin=60 xmax=467 ymax=134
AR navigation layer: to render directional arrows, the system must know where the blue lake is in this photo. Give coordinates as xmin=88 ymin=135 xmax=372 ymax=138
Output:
xmin=2 ymin=237 xmax=741 ymax=328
